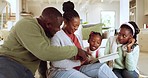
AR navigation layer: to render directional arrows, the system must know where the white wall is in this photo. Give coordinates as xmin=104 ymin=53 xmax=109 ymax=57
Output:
xmin=136 ymin=0 xmax=148 ymax=28
xmin=120 ymin=0 xmax=129 ymax=26
xmin=27 ymin=1 xmax=120 ymax=28
xmin=84 ymin=2 xmax=120 ymax=28
xmin=136 ymin=0 xmax=144 ymax=28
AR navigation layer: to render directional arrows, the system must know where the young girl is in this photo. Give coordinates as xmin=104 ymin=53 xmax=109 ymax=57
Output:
xmin=85 ymin=31 xmax=103 ymax=63
xmin=104 ymin=21 xmax=140 ymax=78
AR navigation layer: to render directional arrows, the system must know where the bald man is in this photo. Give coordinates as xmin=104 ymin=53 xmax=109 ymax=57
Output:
xmin=0 ymin=7 xmax=87 ymax=78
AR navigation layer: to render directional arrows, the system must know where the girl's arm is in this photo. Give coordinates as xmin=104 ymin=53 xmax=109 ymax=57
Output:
xmin=125 ymin=45 xmax=139 ymax=71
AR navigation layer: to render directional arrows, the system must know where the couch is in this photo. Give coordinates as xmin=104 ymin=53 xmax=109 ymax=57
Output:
xmin=74 ymin=23 xmax=107 ymax=48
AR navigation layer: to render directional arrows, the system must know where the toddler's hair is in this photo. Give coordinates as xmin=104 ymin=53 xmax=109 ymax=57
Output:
xmin=89 ymin=31 xmax=102 ymax=40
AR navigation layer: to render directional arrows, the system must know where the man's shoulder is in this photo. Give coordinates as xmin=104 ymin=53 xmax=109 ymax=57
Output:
xmin=15 ymin=17 xmax=38 ymax=29
xmin=17 ymin=17 xmax=36 ymax=24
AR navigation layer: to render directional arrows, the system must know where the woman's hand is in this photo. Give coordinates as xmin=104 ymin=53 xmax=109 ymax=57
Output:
xmin=86 ymin=50 xmax=92 ymax=56
xmin=80 ymin=58 xmax=91 ymax=65
xmin=77 ymin=48 xmax=88 ymax=61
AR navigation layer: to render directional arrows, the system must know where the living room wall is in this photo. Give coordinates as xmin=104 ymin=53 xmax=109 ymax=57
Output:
xmin=27 ymin=1 xmax=120 ymax=29
xmin=136 ymin=0 xmax=148 ymax=28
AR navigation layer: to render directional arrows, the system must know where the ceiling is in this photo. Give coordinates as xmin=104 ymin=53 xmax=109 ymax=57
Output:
xmin=27 ymin=0 xmax=120 ymax=5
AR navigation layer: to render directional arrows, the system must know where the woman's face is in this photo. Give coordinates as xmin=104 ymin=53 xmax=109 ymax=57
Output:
xmin=64 ymin=17 xmax=80 ymax=34
xmin=117 ymin=27 xmax=132 ymax=44
xmin=88 ymin=35 xmax=102 ymax=51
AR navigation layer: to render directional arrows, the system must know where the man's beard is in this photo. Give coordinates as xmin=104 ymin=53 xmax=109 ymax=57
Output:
xmin=45 ymin=31 xmax=52 ymax=38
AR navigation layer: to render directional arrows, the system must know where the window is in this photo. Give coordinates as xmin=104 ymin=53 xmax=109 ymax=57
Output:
xmin=0 ymin=0 xmax=16 ymax=30
xmin=100 ymin=11 xmax=115 ymax=28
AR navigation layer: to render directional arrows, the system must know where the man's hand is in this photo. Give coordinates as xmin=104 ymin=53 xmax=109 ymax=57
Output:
xmin=77 ymin=48 xmax=88 ymax=62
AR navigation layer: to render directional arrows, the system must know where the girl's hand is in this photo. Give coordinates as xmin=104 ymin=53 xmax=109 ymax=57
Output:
xmin=127 ymin=38 xmax=135 ymax=52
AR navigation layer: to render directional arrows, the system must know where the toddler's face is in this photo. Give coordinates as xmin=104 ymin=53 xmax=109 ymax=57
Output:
xmin=89 ymin=35 xmax=102 ymax=51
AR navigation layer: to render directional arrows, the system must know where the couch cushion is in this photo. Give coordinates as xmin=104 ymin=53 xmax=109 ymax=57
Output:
xmin=82 ymin=23 xmax=102 ymax=40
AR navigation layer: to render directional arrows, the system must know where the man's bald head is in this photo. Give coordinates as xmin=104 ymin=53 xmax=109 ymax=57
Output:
xmin=39 ymin=7 xmax=63 ymax=38
xmin=41 ymin=7 xmax=62 ymax=20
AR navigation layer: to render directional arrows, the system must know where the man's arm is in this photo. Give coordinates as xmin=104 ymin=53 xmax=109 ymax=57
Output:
xmin=50 ymin=32 xmax=81 ymax=68
xmin=16 ymin=19 xmax=78 ymax=61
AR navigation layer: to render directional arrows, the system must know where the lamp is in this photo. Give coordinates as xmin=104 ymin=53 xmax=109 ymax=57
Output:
xmin=101 ymin=0 xmax=104 ymax=2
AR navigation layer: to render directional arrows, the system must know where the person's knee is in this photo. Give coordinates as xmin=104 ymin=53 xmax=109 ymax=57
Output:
xmin=0 ymin=74 xmax=7 ymax=78
xmin=122 ymin=69 xmax=139 ymax=78
xmin=113 ymin=69 xmax=123 ymax=78
xmin=98 ymin=64 xmax=118 ymax=78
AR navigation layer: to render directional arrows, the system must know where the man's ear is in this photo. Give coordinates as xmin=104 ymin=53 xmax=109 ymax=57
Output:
xmin=88 ymin=38 xmax=90 ymax=43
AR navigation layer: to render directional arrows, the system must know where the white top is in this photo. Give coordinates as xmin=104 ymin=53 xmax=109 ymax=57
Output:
xmin=84 ymin=47 xmax=104 ymax=63
xmin=50 ymin=30 xmax=83 ymax=70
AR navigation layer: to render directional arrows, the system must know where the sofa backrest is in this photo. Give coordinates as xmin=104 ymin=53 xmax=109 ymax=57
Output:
xmin=82 ymin=23 xmax=103 ymax=40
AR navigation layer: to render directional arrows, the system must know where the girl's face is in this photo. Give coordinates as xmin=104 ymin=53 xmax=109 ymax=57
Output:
xmin=64 ymin=17 xmax=80 ymax=34
xmin=117 ymin=27 xmax=133 ymax=44
xmin=88 ymin=35 xmax=102 ymax=51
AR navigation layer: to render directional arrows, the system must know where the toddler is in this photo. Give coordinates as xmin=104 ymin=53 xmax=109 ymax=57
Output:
xmin=85 ymin=31 xmax=103 ymax=63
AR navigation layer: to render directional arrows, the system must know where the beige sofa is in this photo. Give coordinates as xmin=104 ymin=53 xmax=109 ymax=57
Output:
xmin=0 ymin=29 xmax=9 ymax=41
